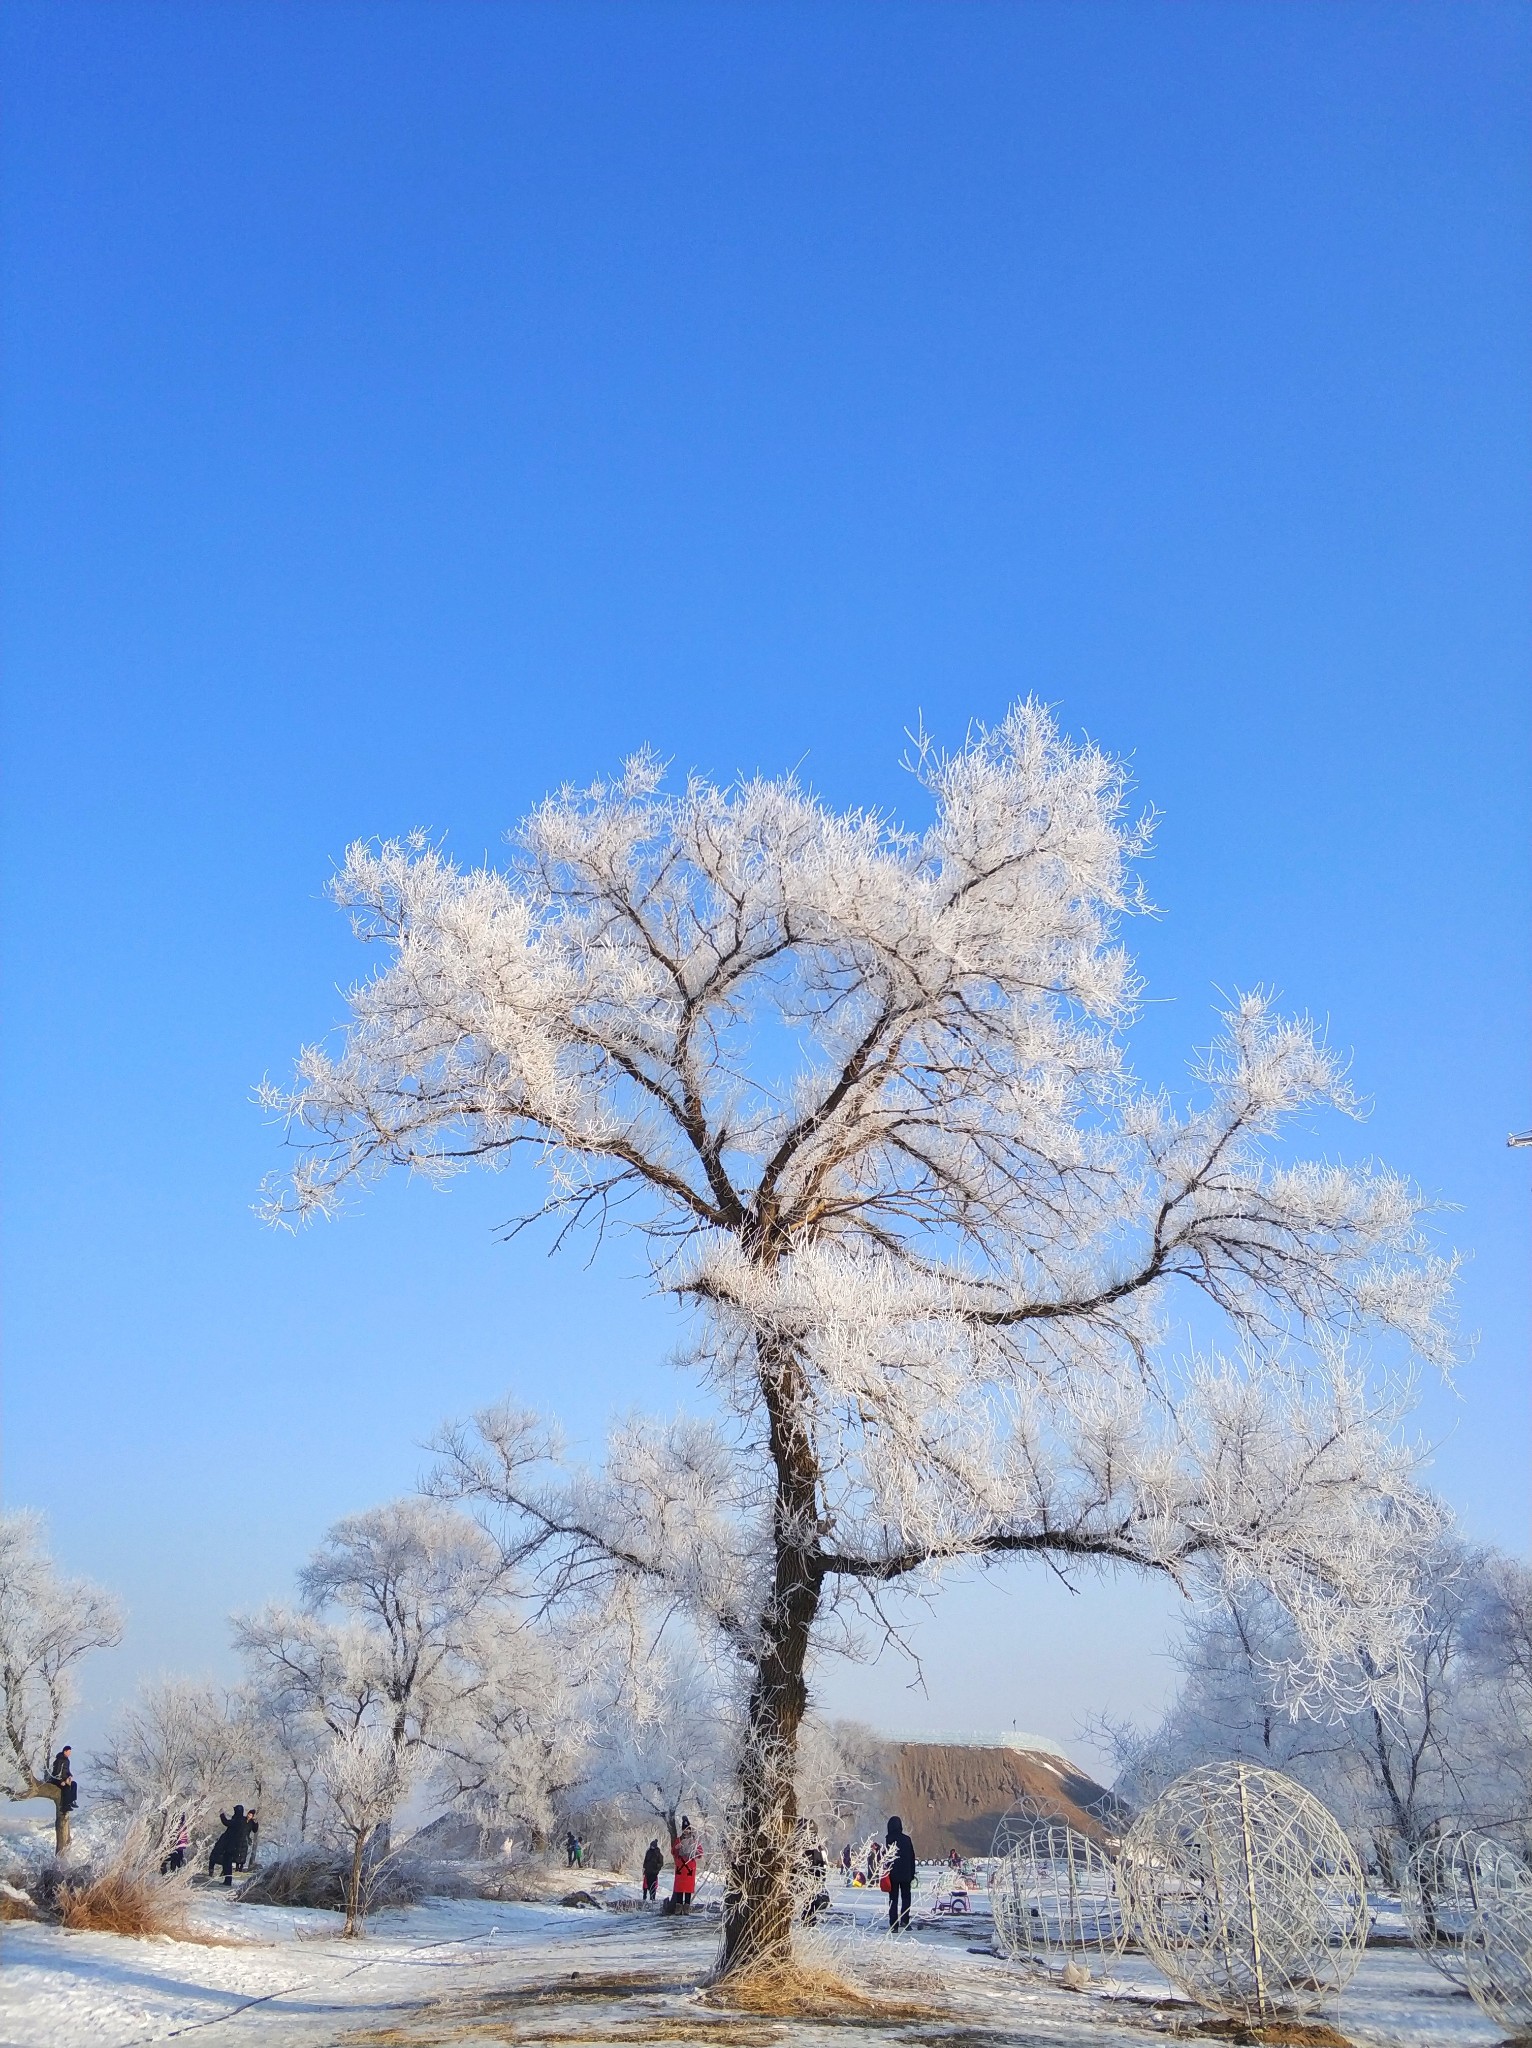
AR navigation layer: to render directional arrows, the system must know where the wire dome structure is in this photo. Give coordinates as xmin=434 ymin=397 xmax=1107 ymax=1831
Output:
xmin=1460 ymin=1856 xmax=1532 ymax=2038
xmin=1118 ymin=1762 xmax=1368 ymax=2021
xmin=1401 ymin=1832 xmax=1530 ymax=1986
xmin=990 ymin=1790 xmax=1078 ymax=1859
xmin=989 ymin=1822 xmax=1126 ymax=1971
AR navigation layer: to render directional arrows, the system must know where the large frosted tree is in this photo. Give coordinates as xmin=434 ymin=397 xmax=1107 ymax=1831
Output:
xmin=0 ymin=1511 xmax=121 ymax=1853
xmin=265 ymin=704 xmax=1451 ymax=1971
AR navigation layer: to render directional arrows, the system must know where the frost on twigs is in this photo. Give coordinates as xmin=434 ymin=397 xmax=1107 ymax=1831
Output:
xmin=263 ymin=701 xmax=1456 ymax=1973
xmin=1119 ymin=1762 xmax=1367 ymax=2021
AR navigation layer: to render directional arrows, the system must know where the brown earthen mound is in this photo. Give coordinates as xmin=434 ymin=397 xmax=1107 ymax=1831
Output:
xmin=875 ymin=1741 xmax=1125 ymax=1858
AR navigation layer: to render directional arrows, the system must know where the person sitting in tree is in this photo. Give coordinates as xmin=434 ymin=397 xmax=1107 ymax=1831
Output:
xmin=47 ymin=1746 xmax=78 ymax=1815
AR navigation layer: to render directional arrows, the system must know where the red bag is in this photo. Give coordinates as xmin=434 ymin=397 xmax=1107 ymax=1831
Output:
xmin=879 ymin=1872 xmax=891 ymax=1892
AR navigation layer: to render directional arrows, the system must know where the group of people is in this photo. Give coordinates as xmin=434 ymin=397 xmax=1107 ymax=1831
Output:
xmin=636 ymin=1812 xmax=914 ymax=1932
xmin=639 ymin=1816 xmax=700 ymax=1912
xmin=564 ymin=1831 xmax=587 ymax=1867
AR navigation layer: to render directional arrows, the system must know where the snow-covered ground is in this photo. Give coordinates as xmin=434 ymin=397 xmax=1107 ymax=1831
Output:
xmin=0 ymin=1870 xmax=1502 ymax=2048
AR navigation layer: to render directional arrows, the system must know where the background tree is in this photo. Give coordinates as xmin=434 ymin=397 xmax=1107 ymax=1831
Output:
xmin=429 ymin=1616 xmax=586 ymax=1851
xmin=1458 ymin=1554 xmax=1532 ymax=1859
xmin=318 ymin=1725 xmax=411 ymax=1936
xmin=236 ymin=1497 xmax=515 ymax=1851
xmin=0 ymin=1510 xmax=121 ymax=1853
xmin=94 ymin=1677 xmax=268 ymax=1866
xmin=1109 ymin=1539 xmax=1532 ymax=1877
xmin=267 ymin=704 xmax=1453 ymax=1972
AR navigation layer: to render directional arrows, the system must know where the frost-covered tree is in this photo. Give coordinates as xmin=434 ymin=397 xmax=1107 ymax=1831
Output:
xmin=793 ymin=1717 xmax=887 ymax=1847
xmin=430 ymin=1619 xmax=586 ymax=1848
xmin=1462 ymin=1554 xmax=1532 ymax=1859
xmin=577 ymin=1635 xmax=735 ymax=1844
xmin=0 ymin=1510 xmax=121 ymax=1852
xmin=236 ymin=1497 xmax=540 ymax=1847
xmin=264 ymin=705 xmax=1452 ymax=1971
xmin=1110 ymin=1540 xmax=1532 ymax=1877
xmin=318 ymin=1726 xmax=411 ymax=1935
xmin=94 ymin=1678 xmax=275 ymax=1864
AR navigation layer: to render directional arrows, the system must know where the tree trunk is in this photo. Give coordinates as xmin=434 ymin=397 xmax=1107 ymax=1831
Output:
xmin=344 ymin=1830 xmax=368 ymax=1936
xmin=719 ymin=1330 xmax=825 ymax=1978
xmin=7 ymin=1778 xmax=69 ymax=1855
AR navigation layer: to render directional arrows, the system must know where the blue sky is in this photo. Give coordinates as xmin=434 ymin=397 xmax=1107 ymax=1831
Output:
xmin=2 ymin=1 xmax=1527 ymax=1768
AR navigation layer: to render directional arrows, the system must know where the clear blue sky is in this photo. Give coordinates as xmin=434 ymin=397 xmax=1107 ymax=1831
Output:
xmin=3 ymin=1 xmax=1527 ymax=1768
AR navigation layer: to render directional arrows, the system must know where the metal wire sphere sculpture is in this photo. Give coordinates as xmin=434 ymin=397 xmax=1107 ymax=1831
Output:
xmin=990 ymin=1790 xmax=1076 ymax=1858
xmin=1401 ymin=1831 xmax=1529 ymax=1985
xmin=1460 ymin=1854 xmax=1532 ymax=2038
xmin=989 ymin=1822 xmax=1125 ymax=1971
xmin=1118 ymin=1762 xmax=1368 ymax=2020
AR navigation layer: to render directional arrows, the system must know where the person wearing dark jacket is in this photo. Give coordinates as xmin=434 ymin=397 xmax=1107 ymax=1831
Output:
xmin=641 ymin=1839 xmax=664 ymax=1902
xmin=884 ymin=1815 xmax=915 ymax=1933
xmin=794 ymin=1819 xmax=830 ymax=1923
xmin=49 ymin=1748 xmax=79 ymax=1817
xmin=208 ymin=1805 xmax=250 ymax=1885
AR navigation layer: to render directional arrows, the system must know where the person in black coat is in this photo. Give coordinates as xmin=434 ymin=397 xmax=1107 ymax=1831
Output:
xmin=208 ymin=1805 xmax=250 ymax=1885
xmin=884 ymin=1814 xmax=915 ymax=1933
xmin=641 ymin=1838 xmax=664 ymax=1902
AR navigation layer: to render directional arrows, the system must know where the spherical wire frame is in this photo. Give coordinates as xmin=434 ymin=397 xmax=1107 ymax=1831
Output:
xmin=1401 ymin=1831 xmax=1529 ymax=1987
xmin=1118 ymin=1761 xmax=1368 ymax=2021
xmin=1459 ymin=1848 xmax=1532 ymax=2038
xmin=988 ymin=1821 xmax=1125 ymax=1972
xmin=990 ymin=1790 xmax=1077 ymax=1859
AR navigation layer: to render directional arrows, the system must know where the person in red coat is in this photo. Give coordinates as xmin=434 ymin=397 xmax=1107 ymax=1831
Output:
xmin=670 ymin=1817 xmax=699 ymax=1913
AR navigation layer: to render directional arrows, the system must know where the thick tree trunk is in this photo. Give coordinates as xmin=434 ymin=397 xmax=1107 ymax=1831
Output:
xmin=719 ymin=1331 xmax=825 ymax=1978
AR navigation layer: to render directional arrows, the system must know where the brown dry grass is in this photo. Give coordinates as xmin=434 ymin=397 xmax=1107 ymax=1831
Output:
xmin=55 ymin=1864 xmax=194 ymax=1939
xmin=1190 ymin=2021 xmax=1351 ymax=2047
xmin=0 ymin=1891 xmax=39 ymax=1921
xmin=52 ymin=1865 xmax=239 ymax=1945
xmin=700 ymin=1955 xmax=941 ymax=2025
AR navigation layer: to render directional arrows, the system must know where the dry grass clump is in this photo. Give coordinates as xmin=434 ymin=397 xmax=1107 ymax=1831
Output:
xmin=1191 ymin=2020 xmax=1352 ymax=2047
xmin=0 ymin=1882 xmax=39 ymax=1921
xmin=702 ymin=1953 xmax=940 ymax=2024
xmin=54 ymin=1863 xmax=194 ymax=1940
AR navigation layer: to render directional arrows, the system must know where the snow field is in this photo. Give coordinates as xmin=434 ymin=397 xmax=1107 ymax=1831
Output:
xmin=0 ymin=1872 xmax=1505 ymax=2048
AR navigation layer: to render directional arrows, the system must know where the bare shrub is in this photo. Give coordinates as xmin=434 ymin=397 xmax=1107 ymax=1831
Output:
xmin=238 ymin=1849 xmax=344 ymax=1910
xmin=238 ymin=1845 xmax=430 ymax=1914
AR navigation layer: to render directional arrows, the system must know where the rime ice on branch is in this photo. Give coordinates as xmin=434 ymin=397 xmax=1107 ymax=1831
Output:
xmin=262 ymin=702 xmax=1454 ymax=1972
